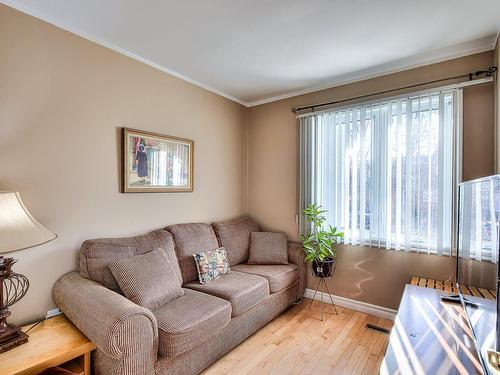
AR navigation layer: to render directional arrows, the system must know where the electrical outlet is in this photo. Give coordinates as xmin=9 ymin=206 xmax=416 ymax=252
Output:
xmin=46 ymin=308 xmax=62 ymax=319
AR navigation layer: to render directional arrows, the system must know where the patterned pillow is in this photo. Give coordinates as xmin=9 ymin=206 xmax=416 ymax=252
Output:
xmin=193 ymin=247 xmax=231 ymax=284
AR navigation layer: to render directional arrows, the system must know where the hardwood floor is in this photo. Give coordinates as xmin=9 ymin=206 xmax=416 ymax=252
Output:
xmin=201 ymin=298 xmax=393 ymax=375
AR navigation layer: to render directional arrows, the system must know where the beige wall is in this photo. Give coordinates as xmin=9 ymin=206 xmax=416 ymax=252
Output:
xmin=463 ymin=83 xmax=495 ymax=180
xmin=248 ymin=51 xmax=495 ymax=310
xmin=0 ymin=5 xmax=248 ymax=325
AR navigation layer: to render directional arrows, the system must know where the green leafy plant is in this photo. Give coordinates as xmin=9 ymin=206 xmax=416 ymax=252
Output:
xmin=300 ymin=204 xmax=344 ymax=263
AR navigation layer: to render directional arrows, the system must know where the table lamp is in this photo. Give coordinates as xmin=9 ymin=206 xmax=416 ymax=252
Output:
xmin=0 ymin=191 xmax=56 ymax=353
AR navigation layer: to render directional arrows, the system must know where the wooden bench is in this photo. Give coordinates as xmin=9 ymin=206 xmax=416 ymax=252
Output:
xmin=410 ymin=276 xmax=496 ymax=300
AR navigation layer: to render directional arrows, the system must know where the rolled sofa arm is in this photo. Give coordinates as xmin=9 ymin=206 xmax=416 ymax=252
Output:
xmin=287 ymin=241 xmax=306 ymax=299
xmin=53 ymin=272 xmax=158 ymax=375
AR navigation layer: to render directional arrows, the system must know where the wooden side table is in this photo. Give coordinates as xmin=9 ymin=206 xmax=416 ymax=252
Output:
xmin=0 ymin=315 xmax=96 ymax=375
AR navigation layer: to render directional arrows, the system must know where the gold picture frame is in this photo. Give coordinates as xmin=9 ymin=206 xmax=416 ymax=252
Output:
xmin=122 ymin=127 xmax=194 ymax=193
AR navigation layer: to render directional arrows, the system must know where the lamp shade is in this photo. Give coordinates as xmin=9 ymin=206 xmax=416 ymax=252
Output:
xmin=0 ymin=192 xmax=56 ymax=253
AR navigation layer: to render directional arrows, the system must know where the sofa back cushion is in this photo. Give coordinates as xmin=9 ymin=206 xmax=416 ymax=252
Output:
xmin=108 ymin=248 xmax=184 ymax=310
xmin=166 ymin=223 xmax=219 ymax=283
xmin=80 ymin=230 xmax=182 ymax=292
xmin=212 ymin=216 xmax=259 ymax=266
xmin=248 ymin=232 xmax=288 ymax=265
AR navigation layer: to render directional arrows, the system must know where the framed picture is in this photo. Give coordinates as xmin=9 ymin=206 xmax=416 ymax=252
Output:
xmin=122 ymin=127 xmax=194 ymax=193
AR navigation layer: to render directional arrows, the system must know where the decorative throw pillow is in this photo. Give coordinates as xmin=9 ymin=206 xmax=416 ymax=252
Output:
xmin=248 ymin=232 xmax=288 ymax=265
xmin=108 ymin=248 xmax=184 ymax=310
xmin=193 ymin=247 xmax=231 ymax=284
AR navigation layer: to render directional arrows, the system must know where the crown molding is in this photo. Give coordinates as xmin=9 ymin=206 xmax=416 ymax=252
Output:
xmin=248 ymin=35 xmax=497 ymax=107
xmin=2 ymin=1 xmax=497 ymax=109
xmin=0 ymin=0 xmax=250 ymax=107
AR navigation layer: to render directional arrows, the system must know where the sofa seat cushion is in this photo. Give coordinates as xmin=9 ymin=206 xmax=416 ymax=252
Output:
xmin=184 ymin=271 xmax=269 ymax=317
xmin=153 ymin=289 xmax=231 ymax=357
xmin=232 ymin=264 xmax=298 ymax=293
xmin=212 ymin=216 xmax=259 ymax=266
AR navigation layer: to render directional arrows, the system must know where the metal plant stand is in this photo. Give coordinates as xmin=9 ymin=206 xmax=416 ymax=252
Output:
xmin=308 ymin=258 xmax=338 ymax=321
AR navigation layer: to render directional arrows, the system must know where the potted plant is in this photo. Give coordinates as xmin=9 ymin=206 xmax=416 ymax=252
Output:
xmin=300 ymin=204 xmax=344 ymax=278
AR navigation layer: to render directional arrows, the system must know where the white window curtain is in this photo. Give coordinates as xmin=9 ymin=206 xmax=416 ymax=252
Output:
xmin=299 ymin=89 xmax=461 ymax=255
xmin=459 ymin=176 xmax=500 ymax=263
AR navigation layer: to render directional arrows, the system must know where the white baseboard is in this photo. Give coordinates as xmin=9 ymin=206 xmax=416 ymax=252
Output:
xmin=304 ymin=288 xmax=397 ymax=320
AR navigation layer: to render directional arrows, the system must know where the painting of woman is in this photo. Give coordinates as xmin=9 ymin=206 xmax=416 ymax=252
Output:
xmin=135 ymin=138 xmax=148 ymax=183
xmin=123 ymin=128 xmax=193 ymax=192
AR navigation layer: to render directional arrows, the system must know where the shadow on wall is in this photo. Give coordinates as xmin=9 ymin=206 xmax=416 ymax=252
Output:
xmin=349 ymin=257 xmax=375 ymax=299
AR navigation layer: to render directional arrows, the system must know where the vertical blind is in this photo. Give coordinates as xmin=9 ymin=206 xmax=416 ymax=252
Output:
xmin=299 ymin=89 xmax=460 ymax=255
xmin=459 ymin=176 xmax=500 ymax=263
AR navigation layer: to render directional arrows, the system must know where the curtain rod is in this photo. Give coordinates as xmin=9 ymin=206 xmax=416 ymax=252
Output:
xmin=291 ymin=66 xmax=497 ymax=115
xmin=295 ymin=77 xmax=493 ymax=118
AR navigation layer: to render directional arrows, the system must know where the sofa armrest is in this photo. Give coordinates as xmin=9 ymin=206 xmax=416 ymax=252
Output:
xmin=53 ymin=272 xmax=158 ymax=375
xmin=287 ymin=241 xmax=306 ymax=298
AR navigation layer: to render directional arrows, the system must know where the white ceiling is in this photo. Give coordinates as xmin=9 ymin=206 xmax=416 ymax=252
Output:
xmin=3 ymin=0 xmax=500 ymax=106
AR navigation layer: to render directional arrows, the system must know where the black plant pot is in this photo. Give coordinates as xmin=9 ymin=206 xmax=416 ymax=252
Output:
xmin=312 ymin=257 xmax=336 ymax=278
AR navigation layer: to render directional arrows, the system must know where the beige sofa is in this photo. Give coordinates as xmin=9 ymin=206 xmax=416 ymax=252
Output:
xmin=53 ymin=217 xmax=306 ymax=375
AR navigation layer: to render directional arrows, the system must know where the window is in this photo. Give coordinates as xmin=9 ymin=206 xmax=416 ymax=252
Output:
xmin=299 ymin=89 xmax=460 ymax=255
xmin=459 ymin=176 xmax=500 ymax=263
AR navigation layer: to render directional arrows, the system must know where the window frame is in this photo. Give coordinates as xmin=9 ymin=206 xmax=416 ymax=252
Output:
xmin=298 ymin=85 xmax=463 ymax=256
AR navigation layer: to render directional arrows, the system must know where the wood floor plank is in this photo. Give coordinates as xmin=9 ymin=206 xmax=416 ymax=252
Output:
xmin=373 ymin=354 xmax=385 ymax=375
xmin=201 ymin=298 xmax=393 ymax=375
xmin=323 ymin=314 xmax=371 ymax=374
xmin=361 ymin=354 xmax=379 ymax=375
xmin=293 ymin=317 xmax=360 ymax=374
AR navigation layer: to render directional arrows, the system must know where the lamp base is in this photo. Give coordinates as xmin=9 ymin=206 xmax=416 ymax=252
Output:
xmin=0 ymin=256 xmax=31 ymax=353
xmin=0 ymin=328 xmax=28 ymax=353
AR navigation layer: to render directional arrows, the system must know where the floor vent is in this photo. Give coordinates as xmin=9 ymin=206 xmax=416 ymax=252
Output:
xmin=366 ymin=323 xmax=391 ymax=334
